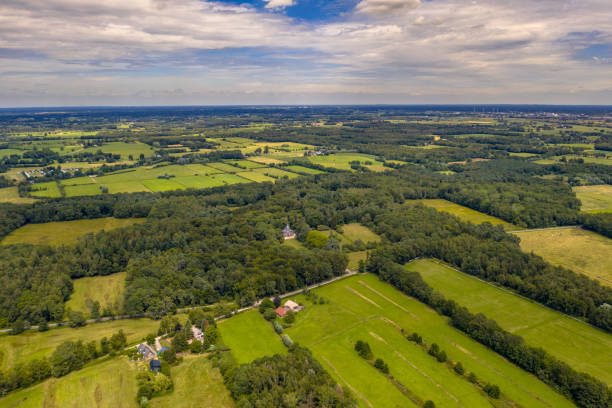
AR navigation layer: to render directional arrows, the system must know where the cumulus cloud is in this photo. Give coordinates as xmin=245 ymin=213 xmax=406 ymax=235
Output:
xmin=264 ymin=0 xmax=295 ymax=9
xmin=355 ymin=0 xmax=420 ymax=17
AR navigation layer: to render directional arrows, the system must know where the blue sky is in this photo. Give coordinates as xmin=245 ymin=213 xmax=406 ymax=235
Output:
xmin=0 ymin=0 xmax=611 ymax=106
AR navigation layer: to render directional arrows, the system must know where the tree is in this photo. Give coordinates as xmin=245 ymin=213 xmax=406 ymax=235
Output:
xmin=100 ymin=337 xmax=110 ymax=355
xmin=10 ymin=319 xmax=26 ymax=335
xmin=305 ymin=230 xmax=328 ymax=249
xmin=454 ymin=362 xmax=464 ymax=375
xmin=38 ymin=320 xmax=49 ymax=332
xmin=161 ymin=348 xmax=177 ymax=364
xmin=281 ymin=334 xmax=293 ymax=347
xmin=354 ymin=340 xmax=373 ymax=360
xmin=374 ymin=358 xmax=389 ymax=374
xmin=184 ymin=319 xmax=193 ymax=339
xmin=203 ymin=325 xmax=218 ymax=349
xmin=468 ymin=372 xmax=478 ymax=384
xmin=263 ymin=309 xmax=277 ymax=321
xmin=189 ymin=340 xmax=203 ymax=354
xmin=68 ymin=311 xmax=86 ymax=328
xmin=273 ymin=296 xmax=282 ymax=308
xmin=146 ymin=333 xmax=156 ymax=346
xmin=172 ymin=330 xmax=188 ymax=352
xmin=484 ymin=383 xmax=501 ymax=399
xmin=258 ymin=298 xmax=275 ymax=314
xmin=428 ymin=343 xmax=439 ymax=357
xmin=436 ymin=350 xmax=447 ymax=363
xmin=110 ymin=330 xmax=127 ymax=350
xmin=273 ymin=321 xmax=283 ymax=334
xmin=424 ymin=401 xmax=435 ymax=408
xmin=90 ymin=301 xmax=101 ymax=319
xmin=284 ymin=310 xmax=295 ymax=324
xmin=50 ymin=341 xmax=83 ymax=377
xmin=152 ymin=373 xmax=173 ymax=393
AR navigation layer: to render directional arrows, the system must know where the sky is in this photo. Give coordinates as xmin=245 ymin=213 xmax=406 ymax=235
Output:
xmin=0 ymin=0 xmax=611 ymax=107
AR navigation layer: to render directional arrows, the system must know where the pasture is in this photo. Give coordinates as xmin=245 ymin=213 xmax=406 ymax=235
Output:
xmin=1 ymin=217 xmax=145 ymax=246
xmin=285 ymin=165 xmax=326 ymax=175
xmin=250 ymin=166 xmax=299 ymax=179
xmin=408 ymin=258 xmax=612 ymax=383
xmin=0 ymin=187 xmax=36 ymax=204
xmin=513 ymin=226 xmax=612 ymax=286
xmin=81 ymin=141 xmax=155 ymax=160
xmin=573 ymin=184 xmax=612 ymax=212
xmin=217 ymin=310 xmax=286 ymax=364
xmin=408 ymin=199 xmax=517 ymax=230
xmin=235 ymin=171 xmax=275 ymax=183
xmin=0 ymin=356 xmax=138 ymax=408
xmin=285 ymin=273 xmax=575 ymax=408
xmin=65 ymin=272 xmax=126 ymax=316
xmin=150 ymin=355 xmax=235 ymax=408
xmin=340 ymin=223 xmax=381 ymax=244
xmin=307 ymin=153 xmax=387 ymax=172
xmin=29 ymin=181 xmax=62 ymax=198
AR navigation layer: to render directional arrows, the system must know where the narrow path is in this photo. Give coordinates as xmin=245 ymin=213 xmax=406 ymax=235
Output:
xmin=358 ymin=280 xmax=419 ymax=320
xmin=345 ymin=286 xmax=382 ymax=309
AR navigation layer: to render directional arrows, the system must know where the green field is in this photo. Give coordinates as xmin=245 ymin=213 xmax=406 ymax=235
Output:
xmin=250 ymin=166 xmax=300 ymax=179
xmin=0 ymin=318 xmax=161 ymax=372
xmin=347 ymin=251 xmax=367 ymax=270
xmin=218 ymin=310 xmax=286 ymax=364
xmin=1 ymin=217 xmax=145 ymax=246
xmin=408 ymin=258 xmax=612 ymax=384
xmin=341 ymin=223 xmax=381 ymax=244
xmin=0 ymin=148 xmax=23 ymax=158
xmin=226 ymin=159 xmax=264 ymax=169
xmin=409 ymin=199 xmax=517 ymax=230
xmin=235 ymin=170 xmax=275 ymax=183
xmin=66 ymin=272 xmax=126 ymax=316
xmin=206 ymin=162 xmax=241 ymax=173
xmin=308 ymin=153 xmax=386 ymax=172
xmin=285 ymin=165 xmax=326 ymax=175
xmin=0 ymin=356 xmax=138 ymax=408
xmin=150 ymin=355 xmax=234 ymax=408
xmin=81 ymin=141 xmax=155 ymax=160
xmin=30 ymin=181 xmax=62 ymax=198
xmin=173 ymin=175 xmax=226 ymax=189
xmin=64 ymin=183 xmax=103 ymax=197
xmin=285 ymin=273 xmax=575 ymax=408
xmin=514 ymin=227 xmax=612 ymax=286
xmin=0 ymin=187 xmax=36 ymax=203
xmin=573 ymin=185 xmax=612 ymax=212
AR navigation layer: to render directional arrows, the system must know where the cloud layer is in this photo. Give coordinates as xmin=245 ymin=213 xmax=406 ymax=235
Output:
xmin=0 ymin=0 xmax=611 ymax=106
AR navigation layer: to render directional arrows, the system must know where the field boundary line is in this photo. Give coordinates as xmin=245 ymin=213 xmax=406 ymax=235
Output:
xmin=308 ymin=316 xmax=380 ymax=347
xmin=358 ymin=280 xmax=419 ymax=320
xmin=321 ymin=356 xmax=374 ymax=408
xmin=345 ymin=286 xmax=382 ymax=309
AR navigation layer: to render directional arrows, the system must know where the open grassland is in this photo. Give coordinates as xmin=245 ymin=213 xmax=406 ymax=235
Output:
xmin=0 ymin=148 xmax=23 ymax=157
xmin=173 ymin=175 xmax=226 ymax=189
xmin=225 ymin=159 xmax=264 ymax=169
xmin=341 ymin=223 xmax=381 ymax=244
xmin=248 ymin=156 xmax=286 ymax=165
xmin=408 ymin=199 xmax=517 ymax=230
xmin=218 ymin=310 xmax=286 ymax=364
xmin=285 ymin=273 xmax=575 ymax=408
xmin=0 ymin=187 xmax=36 ymax=203
xmin=285 ymin=165 xmax=326 ymax=175
xmin=347 ymin=251 xmax=367 ymax=270
xmin=81 ymin=141 xmax=155 ymax=159
xmin=250 ymin=166 xmax=300 ymax=179
xmin=206 ymin=162 xmax=242 ymax=173
xmin=308 ymin=153 xmax=386 ymax=172
xmin=573 ymin=185 xmax=612 ymax=212
xmin=30 ymin=181 xmax=61 ymax=198
xmin=0 ymin=319 xmax=160 ymax=372
xmin=513 ymin=227 xmax=612 ymax=286
xmin=235 ymin=170 xmax=275 ymax=183
xmin=1 ymin=217 xmax=145 ymax=246
xmin=150 ymin=355 xmax=235 ymax=408
xmin=64 ymin=183 xmax=102 ymax=197
xmin=408 ymin=258 xmax=612 ymax=383
xmin=0 ymin=356 xmax=138 ymax=408
xmin=66 ymin=272 xmax=126 ymax=315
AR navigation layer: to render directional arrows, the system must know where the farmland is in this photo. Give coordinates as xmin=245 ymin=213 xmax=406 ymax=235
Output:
xmin=408 ymin=258 xmax=612 ymax=383
xmin=1 ymin=217 xmax=145 ymax=246
xmin=340 ymin=223 xmax=381 ymax=244
xmin=573 ymin=185 xmax=612 ymax=213
xmin=218 ymin=310 xmax=286 ymax=364
xmin=513 ymin=227 xmax=612 ymax=286
xmin=0 ymin=186 xmax=36 ymax=203
xmin=307 ymin=153 xmax=388 ymax=172
xmin=65 ymin=272 xmax=127 ymax=315
xmin=0 ymin=356 xmax=138 ymax=408
xmin=409 ymin=199 xmax=517 ymax=230
xmin=284 ymin=273 xmax=575 ymax=408
xmin=81 ymin=141 xmax=156 ymax=160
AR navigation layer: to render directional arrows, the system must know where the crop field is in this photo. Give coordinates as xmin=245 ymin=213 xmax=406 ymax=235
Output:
xmin=218 ymin=310 xmax=286 ymax=364
xmin=150 ymin=355 xmax=234 ymax=408
xmin=81 ymin=141 xmax=156 ymax=159
xmin=285 ymin=273 xmax=575 ymax=408
xmin=573 ymin=184 xmax=612 ymax=212
xmin=0 ymin=356 xmax=138 ymax=408
xmin=226 ymin=159 xmax=264 ymax=169
xmin=206 ymin=161 xmax=242 ymax=173
xmin=307 ymin=153 xmax=387 ymax=172
xmin=285 ymin=165 xmax=326 ymax=175
xmin=0 ymin=186 xmax=36 ymax=203
xmin=173 ymin=175 xmax=226 ymax=189
xmin=408 ymin=199 xmax=517 ymax=230
xmin=513 ymin=227 xmax=612 ymax=286
xmin=0 ymin=318 xmax=161 ymax=372
xmin=408 ymin=258 xmax=612 ymax=383
xmin=248 ymin=156 xmax=286 ymax=165
xmin=1 ymin=217 xmax=145 ymax=246
xmin=249 ymin=166 xmax=299 ymax=179
xmin=66 ymin=272 xmax=126 ymax=315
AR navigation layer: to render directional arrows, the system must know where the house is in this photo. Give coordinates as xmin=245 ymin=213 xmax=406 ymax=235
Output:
xmin=150 ymin=359 xmax=161 ymax=372
xmin=137 ymin=343 xmax=156 ymax=360
xmin=275 ymin=306 xmax=287 ymax=318
xmin=189 ymin=326 xmax=203 ymax=344
xmin=282 ymin=224 xmax=296 ymax=240
xmin=284 ymin=300 xmax=301 ymax=312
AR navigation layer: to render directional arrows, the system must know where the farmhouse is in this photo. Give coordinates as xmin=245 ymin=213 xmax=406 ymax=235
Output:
xmin=137 ymin=343 xmax=156 ymax=360
xmin=275 ymin=307 xmax=287 ymax=318
xmin=150 ymin=359 xmax=161 ymax=372
xmin=284 ymin=300 xmax=301 ymax=312
xmin=282 ymin=224 xmax=296 ymax=240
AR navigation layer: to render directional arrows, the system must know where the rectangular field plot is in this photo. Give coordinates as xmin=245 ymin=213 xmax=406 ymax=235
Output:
xmin=213 ymin=173 xmax=252 ymax=185
xmin=250 ymin=166 xmax=299 ymax=179
xmin=573 ymin=185 xmax=612 ymax=212
xmin=142 ymin=178 xmax=186 ymax=192
xmin=235 ymin=171 xmax=276 ymax=183
xmin=205 ymin=162 xmax=241 ymax=173
xmin=308 ymin=153 xmax=387 ymax=172
xmin=30 ymin=181 xmax=61 ymax=198
xmin=248 ymin=156 xmax=287 ymax=165
xmin=514 ymin=226 xmax=612 ymax=286
xmin=408 ymin=199 xmax=517 ymax=230
xmin=0 ymin=187 xmax=36 ymax=204
xmin=285 ymin=165 xmax=326 ymax=175
xmin=64 ymin=183 xmax=102 ymax=197
xmin=61 ymin=176 xmax=94 ymax=186
xmin=225 ymin=159 xmax=264 ymax=169
xmin=81 ymin=141 xmax=155 ymax=159
xmin=66 ymin=272 xmax=126 ymax=316
xmin=218 ymin=310 xmax=286 ymax=364
xmin=174 ymin=175 xmax=227 ymax=189
xmin=285 ymin=274 xmax=575 ymax=408
xmin=185 ymin=163 xmax=224 ymax=175
xmin=408 ymin=258 xmax=612 ymax=383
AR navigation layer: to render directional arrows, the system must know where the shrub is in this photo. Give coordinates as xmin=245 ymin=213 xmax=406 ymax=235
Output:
xmin=68 ymin=311 xmax=86 ymax=328
xmin=161 ymin=348 xmax=177 ymax=364
xmin=281 ymin=334 xmax=293 ymax=347
xmin=424 ymin=401 xmax=435 ymax=408
xmin=189 ymin=339 xmax=203 ymax=354
xmin=284 ymin=311 xmax=295 ymax=324
xmin=259 ymin=298 xmax=275 ymax=314
xmin=263 ymin=309 xmax=277 ymax=321
xmin=428 ymin=343 xmax=439 ymax=357
xmin=374 ymin=358 xmax=389 ymax=374
xmin=354 ymin=340 xmax=373 ymax=360
xmin=454 ymin=362 xmax=464 ymax=375
xmin=468 ymin=372 xmax=478 ymax=384
xmin=273 ymin=320 xmax=283 ymax=334
xmin=484 ymin=383 xmax=501 ymax=399
xmin=436 ymin=350 xmax=447 ymax=363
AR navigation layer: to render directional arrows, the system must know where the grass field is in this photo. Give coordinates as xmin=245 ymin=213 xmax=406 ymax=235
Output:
xmin=66 ymin=272 xmax=126 ymax=316
xmin=408 ymin=258 xmax=612 ymax=383
xmin=150 ymin=355 xmax=234 ymax=408
xmin=206 ymin=162 xmax=241 ymax=173
xmin=30 ymin=181 xmax=62 ymax=198
xmin=347 ymin=251 xmax=367 ymax=270
xmin=64 ymin=183 xmax=103 ymax=197
xmin=1 ymin=217 xmax=145 ymax=246
xmin=513 ymin=227 xmax=612 ymax=286
xmin=248 ymin=156 xmax=286 ymax=165
xmin=341 ymin=223 xmax=381 ymax=244
xmin=250 ymin=166 xmax=300 ymax=179
xmin=0 ymin=318 xmax=161 ymax=372
xmin=285 ymin=165 xmax=326 ymax=175
xmin=573 ymin=185 xmax=612 ymax=212
xmin=409 ymin=199 xmax=517 ymax=230
xmin=0 ymin=356 xmax=138 ymax=408
xmin=307 ymin=153 xmax=386 ymax=172
xmin=235 ymin=171 xmax=276 ymax=183
xmin=81 ymin=141 xmax=155 ymax=160
xmin=285 ymin=273 xmax=575 ymax=408
xmin=218 ymin=310 xmax=286 ymax=364
xmin=0 ymin=187 xmax=36 ymax=203
xmin=226 ymin=159 xmax=264 ymax=169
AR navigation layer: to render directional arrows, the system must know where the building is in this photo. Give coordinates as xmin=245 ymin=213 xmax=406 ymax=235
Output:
xmin=150 ymin=359 xmax=161 ymax=372
xmin=137 ymin=343 xmax=156 ymax=360
xmin=282 ymin=224 xmax=296 ymax=240
xmin=283 ymin=300 xmax=301 ymax=312
xmin=275 ymin=306 xmax=287 ymax=318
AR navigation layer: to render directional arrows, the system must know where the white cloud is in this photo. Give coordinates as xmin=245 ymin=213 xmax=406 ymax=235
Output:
xmin=355 ymin=0 xmax=420 ymax=17
xmin=264 ymin=0 xmax=294 ymax=9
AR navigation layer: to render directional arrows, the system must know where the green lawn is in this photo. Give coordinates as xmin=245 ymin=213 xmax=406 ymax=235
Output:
xmin=408 ymin=258 xmax=612 ymax=384
xmin=142 ymin=178 xmax=186 ymax=192
xmin=573 ymin=185 xmax=612 ymax=213
xmin=285 ymin=165 xmax=326 ymax=175
xmin=1 ymin=217 xmax=145 ymax=246
xmin=0 ymin=356 xmax=138 ymax=408
xmin=218 ymin=310 xmax=286 ymax=364
xmin=308 ymin=153 xmax=387 ymax=172
xmin=285 ymin=274 xmax=575 ymax=408
xmin=150 ymin=355 xmax=235 ymax=408
xmin=513 ymin=227 xmax=612 ymax=286
xmin=66 ymin=272 xmax=126 ymax=316
xmin=409 ymin=199 xmax=517 ymax=230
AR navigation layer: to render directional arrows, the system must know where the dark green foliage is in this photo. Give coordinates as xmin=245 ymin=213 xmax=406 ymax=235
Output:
xmin=273 ymin=295 xmax=282 ymax=308
xmin=436 ymin=350 xmax=447 ymax=363
xmin=424 ymin=401 xmax=435 ymax=408
xmin=428 ymin=343 xmax=439 ymax=357
xmin=484 ymin=383 xmax=501 ymax=399
xmin=263 ymin=309 xmax=277 ymax=321
xmin=354 ymin=340 xmax=373 ymax=360
xmin=161 ymin=348 xmax=177 ymax=365
xmin=172 ymin=331 xmax=188 ymax=352
xmin=281 ymin=334 xmax=293 ymax=347
xmin=454 ymin=362 xmax=464 ymax=375
xmin=203 ymin=325 xmax=218 ymax=349
xmin=273 ymin=320 xmax=283 ymax=334
xmin=374 ymin=358 xmax=389 ymax=374
xmin=258 ymin=298 xmax=275 ymax=314
xmin=468 ymin=372 xmax=478 ymax=383
xmin=68 ymin=311 xmax=86 ymax=328
xmin=284 ymin=310 xmax=295 ymax=324
xmin=189 ymin=340 xmax=203 ymax=354
xmin=408 ymin=332 xmax=423 ymax=344
xmin=110 ymin=329 xmax=127 ymax=350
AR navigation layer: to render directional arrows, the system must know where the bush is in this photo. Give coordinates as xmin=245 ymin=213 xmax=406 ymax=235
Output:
xmin=468 ymin=372 xmax=478 ymax=384
xmin=354 ymin=340 xmax=373 ymax=360
xmin=374 ymin=358 xmax=389 ymax=374
xmin=273 ymin=320 xmax=283 ymax=334
xmin=263 ymin=309 xmax=277 ymax=321
xmin=436 ymin=350 xmax=447 ymax=363
xmin=424 ymin=401 xmax=435 ymax=408
xmin=68 ymin=311 xmax=86 ymax=328
xmin=281 ymin=334 xmax=293 ymax=347
xmin=428 ymin=343 xmax=439 ymax=357
xmin=484 ymin=383 xmax=501 ymax=399
xmin=189 ymin=339 xmax=203 ymax=354
xmin=161 ymin=348 xmax=177 ymax=364
xmin=454 ymin=362 xmax=464 ymax=375
xmin=284 ymin=310 xmax=295 ymax=324
xmin=408 ymin=332 xmax=422 ymax=344
xmin=258 ymin=298 xmax=275 ymax=314
xmin=273 ymin=296 xmax=282 ymax=308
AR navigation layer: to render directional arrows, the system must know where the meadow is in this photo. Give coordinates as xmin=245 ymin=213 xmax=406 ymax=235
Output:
xmin=307 ymin=153 xmax=387 ymax=172
xmin=408 ymin=258 xmax=612 ymax=383
xmin=1 ymin=217 xmax=145 ymax=246
xmin=81 ymin=141 xmax=156 ymax=160
xmin=285 ymin=165 xmax=326 ymax=175
xmin=340 ymin=223 xmax=381 ymax=244
xmin=150 ymin=355 xmax=234 ymax=408
xmin=573 ymin=184 xmax=612 ymax=212
xmin=65 ymin=272 xmax=126 ymax=315
xmin=408 ymin=199 xmax=517 ymax=230
xmin=0 ymin=186 xmax=36 ymax=204
xmin=0 ymin=356 xmax=138 ymax=408
xmin=29 ymin=181 xmax=62 ymax=198
xmin=513 ymin=226 xmax=612 ymax=286
xmin=284 ymin=273 xmax=575 ymax=408
xmin=217 ymin=310 xmax=286 ymax=364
